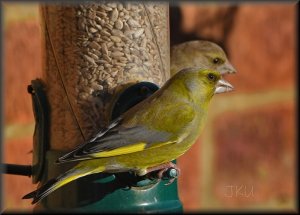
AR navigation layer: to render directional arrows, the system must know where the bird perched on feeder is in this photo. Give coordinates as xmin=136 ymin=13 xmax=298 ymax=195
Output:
xmin=171 ymin=40 xmax=236 ymax=76
xmin=23 ymin=67 xmax=234 ymax=204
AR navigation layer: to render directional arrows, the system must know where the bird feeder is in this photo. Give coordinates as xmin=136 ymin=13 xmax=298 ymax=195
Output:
xmin=21 ymin=2 xmax=183 ymax=212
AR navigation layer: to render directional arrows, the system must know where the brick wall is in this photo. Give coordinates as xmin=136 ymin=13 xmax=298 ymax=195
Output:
xmin=177 ymin=3 xmax=296 ymax=211
xmin=2 ymin=3 xmax=297 ymax=212
xmin=3 ymin=4 xmax=41 ymax=211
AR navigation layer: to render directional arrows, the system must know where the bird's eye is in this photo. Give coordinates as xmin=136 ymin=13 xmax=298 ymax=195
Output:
xmin=207 ymin=73 xmax=216 ymax=81
xmin=213 ymin=58 xmax=221 ymax=64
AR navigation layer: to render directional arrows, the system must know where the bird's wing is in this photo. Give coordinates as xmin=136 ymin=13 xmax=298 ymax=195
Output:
xmin=57 ymin=116 xmax=174 ymax=163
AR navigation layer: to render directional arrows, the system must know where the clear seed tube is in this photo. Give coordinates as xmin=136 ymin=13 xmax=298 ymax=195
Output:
xmin=41 ymin=2 xmax=170 ymax=150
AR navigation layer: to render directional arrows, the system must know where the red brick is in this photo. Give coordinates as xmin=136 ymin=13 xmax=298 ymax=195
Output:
xmin=212 ymin=102 xmax=296 ymax=207
xmin=4 ymin=21 xmax=42 ymax=124
xmin=178 ymin=139 xmax=202 ymax=211
xmin=184 ymin=5 xmax=236 ymax=42
xmin=227 ymin=4 xmax=296 ymax=92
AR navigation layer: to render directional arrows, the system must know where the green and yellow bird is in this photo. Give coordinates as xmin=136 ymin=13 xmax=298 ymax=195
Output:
xmin=171 ymin=40 xmax=236 ymax=76
xmin=23 ymin=68 xmax=233 ymax=204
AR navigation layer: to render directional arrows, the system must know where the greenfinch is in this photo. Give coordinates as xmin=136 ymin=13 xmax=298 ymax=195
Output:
xmin=23 ymin=68 xmax=233 ymax=204
xmin=171 ymin=40 xmax=236 ymax=76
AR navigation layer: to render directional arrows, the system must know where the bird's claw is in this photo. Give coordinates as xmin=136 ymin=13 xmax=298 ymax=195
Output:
xmin=145 ymin=162 xmax=181 ymax=185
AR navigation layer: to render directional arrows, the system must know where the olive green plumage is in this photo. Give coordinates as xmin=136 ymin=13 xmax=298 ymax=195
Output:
xmin=171 ymin=40 xmax=236 ymax=76
xmin=23 ymin=68 xmax=233 ymax=204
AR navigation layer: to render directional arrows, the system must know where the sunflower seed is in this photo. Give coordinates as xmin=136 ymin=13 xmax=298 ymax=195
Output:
xmin=96 ymin=11 xmax=107 ymax=18
xmin=127 ymin=18 xmax=140 ymax=27
xmin=111 ymin=29 xmax=123 ymax=36
xmin=91 ymin=83 xmax=103 ymax=91
xmin=83 ymin=54 xmax=96 ymax=65
xmin=89 ymin=52 xmax=99 ymax=60
xmin=115 ymin=42 xmax=124 ymax=47
xmin=106 ymin=42 xmax=114 ymax=48
xmin=101 ymin=43 xmax=108 ymax=55
xmin=101 ymin=5 xmax=112 ymax=11
xmin=133 ymin=28 xmax=144 ymax=38
xmin=110 ymin=36 xmax=121 ymax=43
xmin=115 ymin=62 xmax=127 ymax=67
xmin=95 ymin=24 xmax=102 ymax=31
xmin=93 ymin=49 xmax=101 ymax=56
xmin=143 ymin=61 xmax=152 ymax=67
xmin=103 ymin=54 xmax=111 ymax=62
xmin=110 ymin=8 xmax=119 ymax=22
xmin=101 ymin=29 xmax=111 ymax=36
xmin=117 ymin=56 xmax=127 ymax=62
xmin=89 ymin=27 xmax=98 ymax=33
xmin=111 ymin=51 xmax=124 ymax=57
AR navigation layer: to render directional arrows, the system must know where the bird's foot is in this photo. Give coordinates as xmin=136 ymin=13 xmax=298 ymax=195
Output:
xmin=146 ymin=162 xmax=180 ymax=185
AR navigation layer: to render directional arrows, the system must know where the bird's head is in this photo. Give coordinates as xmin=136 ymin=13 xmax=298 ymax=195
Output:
xmin=195 ymin=41 xmax=236 ymax=75
xmin=195 ymin=68 xmax=234 ymax=96
xmin=172 ymin=68 xmax=234 ymax=104
xmin=171 ymin=40 xmax=237 ymax=75
xmin=204 ymin=52 xmax=236 ymax=75
xmin=205 ymin=69 xmax=233 ymax=93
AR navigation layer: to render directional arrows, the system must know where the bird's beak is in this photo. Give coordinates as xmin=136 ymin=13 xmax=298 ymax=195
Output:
xmin=219 ymin=62 xmax=237 ymax=75
xmin=214 ymin=79 xmax=234 ymax=94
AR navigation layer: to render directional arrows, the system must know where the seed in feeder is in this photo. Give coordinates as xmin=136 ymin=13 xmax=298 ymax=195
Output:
xmin=101 ymin=36 xmax=111 ymax=42
xmin=89 ymin=27 xmax=98 ymax=33
xmin=111 ymin=46 xmax=123 ymax=52
xmin=115 ymin=42 xmax=124 ymax=47
xmin=93 ymin=49 xmax=101 ymax=56
xmin=95 ymin=11 xmax=105 ymax=17
xmin=87 ymin=10 xmax=96 ymax=19
xmin=95 ymin=24 xmax=102 ymax=31
xmin=111 ymin=71 xmax=118 ymax=77
xmin=105 ymin=63 xmax=113 ymax=68
xmin=101 ymin=5 xmax=112 ymax=11
xmin=98 ymin=65 xmax=104 ymax=70
xmin=117 ymin=3 xmax=123 ymax=10
xmin=143 ymin=61 xmax=152 ymax=67
xmin=101 ymin=43 xmax=108 ymax=55
xmin=103 ymin=54 xmax=111 ymax=62
xmin=110 ymin=8 xmax=119 ymax=22
xmin=111 ymin=29 xmax=123 ymax=37
xmin=117 ymin=57 xmax=127 ymax=62
xmin=106 ymin=42 xmax=114 ymax=48
xmin=91 ymin=83 xmax=103 ymax=91
xmin=123 ymin=22 xmax=130 ymax=31
xmin=89 ymin=52 xmax=99 ymax=60
xmin=133 ymin=28 xmax=144 ymax=38
xmin=128 ymin=67 xmax=139 ymax=73
xmin=101 ymin=30 xmax=111 ymax=37
xmin=105 ymin=23 xmax=113 ymax=30
xmin=83 ymin=54 xmax=96 ymax=65
xmin=124 ymin=30 xmax=134 ymax=37
xmin=128 ymin=18 xmax=140 ymax=27
xmin=114 ymin=20 xmax=123 ymax=30
xmin=111 ymin=51 xmax=124 ymax=57
xmin=111 ymin=36 xmax=121 ymax=43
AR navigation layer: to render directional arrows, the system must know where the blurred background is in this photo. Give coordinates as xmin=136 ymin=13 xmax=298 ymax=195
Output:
xmin=1 ymin=1 xmax=297 ymax=212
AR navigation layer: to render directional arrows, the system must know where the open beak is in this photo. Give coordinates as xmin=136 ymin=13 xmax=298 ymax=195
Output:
xmin=219 ymin=62 xmax=237 ymax=75
xmin=214 ymin=79 xmax=234 ymax=94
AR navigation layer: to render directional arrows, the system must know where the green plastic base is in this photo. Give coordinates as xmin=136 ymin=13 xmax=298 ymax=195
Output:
xmin=37 ymin=150 xmax=183 ymax=213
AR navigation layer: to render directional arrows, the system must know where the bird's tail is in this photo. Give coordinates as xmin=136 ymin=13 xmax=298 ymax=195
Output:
xmin=23 ymin=164 xmax=105 ymax=204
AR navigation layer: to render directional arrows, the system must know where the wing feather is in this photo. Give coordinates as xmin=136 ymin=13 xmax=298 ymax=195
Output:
xmin=57 ymin=94 xmax=197 ymax=164
xmin=57 ymin=118 xmax=173 ymax=163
